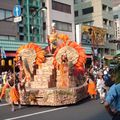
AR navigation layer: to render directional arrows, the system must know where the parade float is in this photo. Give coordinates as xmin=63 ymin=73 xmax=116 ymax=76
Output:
xmin=15 ymin=29 xmax=88 ymax=106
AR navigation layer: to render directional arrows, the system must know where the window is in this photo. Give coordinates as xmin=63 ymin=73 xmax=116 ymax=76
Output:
xmin=108 ymin=7 xmax=112 ymax=11
xmin=102 ymin=4 xmax=107 ymax=11
xmin=109 ymin=21 xmax=113 ymax=27
xmin=9 ymin=36 xmax=16 ymax=40
xmin=75 ymin=11 xmax=78 ymax=17
xmin=103 ymin=18 xmax=108 ymax=25
xmin=82 ymin=7 xmax=93 ymax=15
xmin=6 ymin=11 xmax=12 ymax=21
xmin=114 ymin=15 xmax=118 ymax=19
xmin=74 ymin=0 xmax=78 ymax=4
xmin=52 ymin=0 xmax=71 ymax=14
xmin=106 ymin=34 xmax=109 ymax=40
xmin=0 ymin=9 xmax=13 ymax=21
xmin=0 ymin=35 xmax=8 ymax=40
xmin=0 ymin=35 xmax=16 ymax=40
xmin=19 ymin=27 xmax=24 ymax=33
xmin=81 ymin=0 xmax=91 ymax=2
xmin=0 ymin=9 xmax=5 ymax=20
xmin=19 ymin=35 xmax=24 ymax=41
xmin=83 ymin=21 xmax=94 ymax=26
xmin=53 ymin=20 xmax=72 ymax=32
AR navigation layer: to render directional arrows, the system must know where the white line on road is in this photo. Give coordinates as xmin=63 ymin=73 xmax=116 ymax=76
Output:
xmin=5 ymin=107 xmax=68 ymax=120
xmin=0 ymin=103 xmax=9 ymax=107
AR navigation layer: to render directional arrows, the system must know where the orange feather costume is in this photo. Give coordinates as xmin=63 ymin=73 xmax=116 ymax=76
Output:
xmin=0 ymin=79 xmax=20 ymax=103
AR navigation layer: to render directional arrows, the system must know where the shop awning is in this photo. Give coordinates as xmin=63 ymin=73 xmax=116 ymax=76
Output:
xmin=104 ymin=55 xmax=113 ymax=60
xmin=86 ymin=54 xmax=92 ymax=58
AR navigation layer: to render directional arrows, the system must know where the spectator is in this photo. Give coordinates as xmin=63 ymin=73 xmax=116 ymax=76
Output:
xmin=103 ymin=69 xmax=114 ymax=88
xmin=96 ymin=72 xmax=106 ymax=104
xmin=104 ymin=63 xmax=120 ymax=120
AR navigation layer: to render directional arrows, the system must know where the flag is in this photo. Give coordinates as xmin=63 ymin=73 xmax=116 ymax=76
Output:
xmin=1 ymin=47 xmax=6 ymax=58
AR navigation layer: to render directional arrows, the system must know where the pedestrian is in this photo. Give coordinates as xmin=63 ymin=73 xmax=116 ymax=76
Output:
xmin=86 ymin=74 xmax=97 ymax=99
xmin=96 ymin=72 xmax=106 ymax=104
xmin=0 ymin=74 xmax=21 ymax=112
xmin=104 ymin=63 xmax=120 ymax=120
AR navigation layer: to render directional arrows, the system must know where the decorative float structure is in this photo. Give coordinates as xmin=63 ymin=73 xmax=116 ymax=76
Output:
xmin=15 ymin=30 xmax=88 ymax=106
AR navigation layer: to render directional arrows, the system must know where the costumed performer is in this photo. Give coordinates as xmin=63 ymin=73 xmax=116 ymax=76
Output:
xmin=0 ymin=74 xmax=21 ymax=112
xmin=48 ymin=23 xmax=58 ymax=54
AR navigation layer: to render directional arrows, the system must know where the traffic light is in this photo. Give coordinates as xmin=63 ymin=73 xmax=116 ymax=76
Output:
xmin=1 ymin=59 xmax=5 ymax=66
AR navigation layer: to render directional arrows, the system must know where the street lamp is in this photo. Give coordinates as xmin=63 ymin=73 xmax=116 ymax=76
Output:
xmin=32 ymin=2 xmax=47 ymax=18
xmin=31 ymin=2 xmax=47 ymax=42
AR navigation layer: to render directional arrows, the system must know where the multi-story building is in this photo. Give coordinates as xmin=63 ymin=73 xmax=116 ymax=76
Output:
xmin=113 ymin=4 xmax=120 ymax=50
xmin=74 ymin=0 xmax=116 ymax=57
xmin=113 ymin=4 xmax=120 ymax=39
xmin=46 ymin=0 xmax=75 ymax=40
xmin=18 ymin=0 xmax=75 ymax=44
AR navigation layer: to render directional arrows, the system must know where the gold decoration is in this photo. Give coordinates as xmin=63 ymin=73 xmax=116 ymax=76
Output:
xmin=56 ymin=46 xmax=79 ymax=65
xmin=20 ymin=48 xmax=36 ymax=75
xmin=8 ymin=60 xmax=12 ymax=66
xmin=1 ymin=59 xmax=5 ymax=66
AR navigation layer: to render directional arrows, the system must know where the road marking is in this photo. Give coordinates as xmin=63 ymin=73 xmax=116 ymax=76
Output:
xmin=5 ymin=107 xmax=68 ymax=120
xmin=0 ymin=103 xmax=9 ymax=107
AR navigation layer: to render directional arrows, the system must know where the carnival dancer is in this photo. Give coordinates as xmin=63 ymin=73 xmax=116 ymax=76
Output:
xmin=104 ymin=62 xmax=120 ymax=120
xmin=59 ymin=53 xmax=69 ymax=88
xmin=86 ymin=74 xmax=97 ymax=99
xmin=0 ymin=74 xmax=21 ymax=112
xmin=48 ymin=23 xmax=58 ymax=54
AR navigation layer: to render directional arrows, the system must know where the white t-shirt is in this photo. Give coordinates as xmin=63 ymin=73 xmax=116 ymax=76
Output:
xmin=96 ymin=79 xmax=105 ymax=90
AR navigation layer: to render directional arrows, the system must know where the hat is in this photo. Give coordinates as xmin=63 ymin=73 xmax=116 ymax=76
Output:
xmin=104 ymin=70 xmax=107 ymax=75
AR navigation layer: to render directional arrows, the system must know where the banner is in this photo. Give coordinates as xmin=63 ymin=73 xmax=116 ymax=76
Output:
xmin=1 ymin=47 xmax=6 ymax=59
xmin=81 ymin=25 xmax=106 ymax=46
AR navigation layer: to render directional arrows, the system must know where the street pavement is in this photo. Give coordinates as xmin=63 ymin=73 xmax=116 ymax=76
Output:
xmin=0 ymin=98 xmax=111 ymax=120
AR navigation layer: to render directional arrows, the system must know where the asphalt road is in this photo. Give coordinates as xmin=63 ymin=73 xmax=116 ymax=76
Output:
xmin=0 ymin=98 xmax=111 ymax=120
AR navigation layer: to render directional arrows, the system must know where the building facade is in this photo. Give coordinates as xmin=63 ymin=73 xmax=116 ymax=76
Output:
xmin=0 ymin=0 xmax=47 ymax=58
xmin=113 ymin=4 xmax=120 ymax=50
xmin=0 ymin=0 xmax=75 ymax=54
xmin=113 ymin=5 xmax=120 ymax=39
xmin=74 ymin=0 xmax=116 ymax=57
xmin=46 ymin=0 xmax=75 ymax=40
